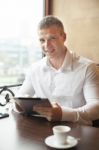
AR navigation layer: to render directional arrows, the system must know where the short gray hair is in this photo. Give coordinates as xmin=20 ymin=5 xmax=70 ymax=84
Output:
xmin=38 ymin=15 xmax=64 ymax=31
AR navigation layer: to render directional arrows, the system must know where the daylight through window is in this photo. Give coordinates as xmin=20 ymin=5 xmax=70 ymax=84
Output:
xmin=0 ymin=0 xmax=44 ymax=86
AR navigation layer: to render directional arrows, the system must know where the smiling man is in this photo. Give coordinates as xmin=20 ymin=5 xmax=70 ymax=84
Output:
xmin=16 ymin=15 xmax=99 ymax=126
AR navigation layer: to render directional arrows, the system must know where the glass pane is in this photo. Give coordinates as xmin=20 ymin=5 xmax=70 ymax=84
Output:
xmin=0 ymin=0 xmax=44 ymax=86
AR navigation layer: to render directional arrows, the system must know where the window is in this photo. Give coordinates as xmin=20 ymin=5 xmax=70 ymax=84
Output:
xmin=0 ymin=0 xmax=45 ymax=86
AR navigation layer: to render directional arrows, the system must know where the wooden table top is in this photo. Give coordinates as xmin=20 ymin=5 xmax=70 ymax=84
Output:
xmin=0 ymin=111 xmax=99 ymax=150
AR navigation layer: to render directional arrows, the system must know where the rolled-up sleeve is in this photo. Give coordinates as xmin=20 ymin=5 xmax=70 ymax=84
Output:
xmin=61 ymin=64 xmax=99 ymax=125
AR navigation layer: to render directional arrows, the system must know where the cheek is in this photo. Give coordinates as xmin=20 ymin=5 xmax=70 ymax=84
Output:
xmin=40 ymin=44 xmax=46 ymax=52
xmin=54 ymin=41 xmax=62 ymax=48
xmin=58 ymin=40 xmax=64 ymax=47
xmin=40 ymin=43 xmax=44 ymax=48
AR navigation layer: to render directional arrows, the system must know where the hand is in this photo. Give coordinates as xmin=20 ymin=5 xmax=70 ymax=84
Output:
xmin=33 ymin=102 xmax=62 ymax=121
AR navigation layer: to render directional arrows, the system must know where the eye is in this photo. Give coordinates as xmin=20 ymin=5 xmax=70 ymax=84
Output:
xmin=39 ymin=38 xmax=45 ymax=43
xmin=49 ymin=36 xmax=57 ymax=40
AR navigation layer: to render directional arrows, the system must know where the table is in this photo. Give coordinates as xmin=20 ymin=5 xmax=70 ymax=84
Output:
xmin=0 ymin=111 xmax=99 ymax=150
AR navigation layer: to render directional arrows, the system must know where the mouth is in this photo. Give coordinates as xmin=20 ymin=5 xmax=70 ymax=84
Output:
xmin=44 ymin=49 xmax=55 ymax=53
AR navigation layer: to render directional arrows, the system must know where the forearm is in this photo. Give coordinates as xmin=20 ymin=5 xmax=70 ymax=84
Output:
xmin=15 ymin=80 xmax=35 ymax=97
xmin=61 ymin=101 xmax=99 ymax=125
xmin=75 ymin=101 xmax=99 ymax=123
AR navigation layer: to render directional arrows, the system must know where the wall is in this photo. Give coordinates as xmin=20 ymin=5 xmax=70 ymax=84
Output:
xmin=50 ymin=0 xmax=99 ymax=63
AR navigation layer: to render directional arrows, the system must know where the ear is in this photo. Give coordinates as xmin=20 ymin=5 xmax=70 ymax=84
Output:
xmin=64 ymin=33 xmax=66 ymax=40
xmin=63 ymin=33 xmax=66 ymax=42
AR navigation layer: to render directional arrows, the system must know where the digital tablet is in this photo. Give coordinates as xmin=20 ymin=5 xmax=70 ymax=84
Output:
xmin=13 ymin=97 xmax=52 ymax=115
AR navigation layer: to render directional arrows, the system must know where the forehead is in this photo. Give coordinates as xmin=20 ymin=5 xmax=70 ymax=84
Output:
xmin=38 ymin=25 xmax=63 ymax=37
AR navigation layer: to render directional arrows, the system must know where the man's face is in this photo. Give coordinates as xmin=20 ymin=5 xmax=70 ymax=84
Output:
xmin=38 ymin=25 xmax=66 ymax=58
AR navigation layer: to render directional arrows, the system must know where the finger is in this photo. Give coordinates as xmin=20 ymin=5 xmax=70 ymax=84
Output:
xmin=51 ymin=102 xmax=60 ymax=108
xmin=33 ymin=106 xmax=52 ymax=112
xmin=33 ymin=106 xmax=51 ymax=113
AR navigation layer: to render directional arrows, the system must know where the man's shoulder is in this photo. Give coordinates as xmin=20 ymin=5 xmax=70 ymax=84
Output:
xmin=70 ymin=51 xmax=96 ymax=72
xmin=72 ymin=51 xmax=93 ymax=66
xmin=79 ymin=56 xmax=93 ymax=65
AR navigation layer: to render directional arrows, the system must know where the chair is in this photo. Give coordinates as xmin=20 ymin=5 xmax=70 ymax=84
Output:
xmin=93 ymin=120 xmax=99 ymax=128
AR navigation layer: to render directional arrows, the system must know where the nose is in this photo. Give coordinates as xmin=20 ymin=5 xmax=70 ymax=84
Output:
xmin=44 ymin=40 xmax=51 ymax=48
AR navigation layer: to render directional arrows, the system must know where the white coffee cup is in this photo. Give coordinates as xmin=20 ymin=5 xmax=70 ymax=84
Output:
xmin=52 ymin=125 xmax=71 ymax=145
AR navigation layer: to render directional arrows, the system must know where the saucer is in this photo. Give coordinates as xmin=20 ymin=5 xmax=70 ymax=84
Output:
xmin=45 ymin=135 xmax=78 ymax=149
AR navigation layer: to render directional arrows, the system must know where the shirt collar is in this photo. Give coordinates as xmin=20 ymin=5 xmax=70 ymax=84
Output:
xmin=60 ymin=49 xmax=73 ymax=72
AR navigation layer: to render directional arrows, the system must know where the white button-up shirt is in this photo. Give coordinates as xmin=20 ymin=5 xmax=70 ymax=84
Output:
xmin=17 ymin=50 xmax=99 ymax=125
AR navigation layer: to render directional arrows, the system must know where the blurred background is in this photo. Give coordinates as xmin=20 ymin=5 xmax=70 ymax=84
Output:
xmin=0 ymin=0 xmax=44 ymax=86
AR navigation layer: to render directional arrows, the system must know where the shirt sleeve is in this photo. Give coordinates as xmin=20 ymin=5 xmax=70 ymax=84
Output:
xmin=15 ymin=70 xmax=35 ymax=97
xmin=61 ymin=64 xmax=99 ymax=125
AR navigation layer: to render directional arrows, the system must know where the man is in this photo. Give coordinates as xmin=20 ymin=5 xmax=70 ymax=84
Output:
xmin=16 ymin=15 xmax=99 ymax=125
